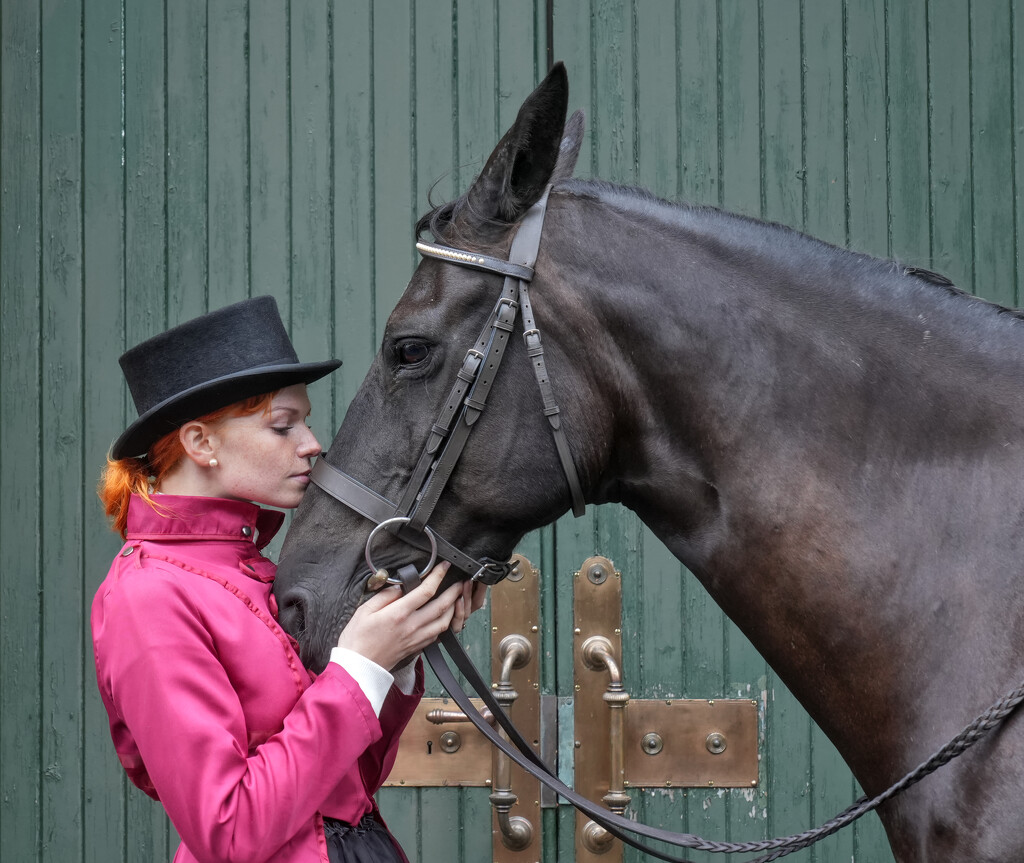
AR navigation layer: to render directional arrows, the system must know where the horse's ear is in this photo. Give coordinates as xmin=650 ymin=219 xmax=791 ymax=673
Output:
xmin=551 ymin=110 xmax=585 ymax=183
xmin=464 ymin=62 xmax=570 ymax=224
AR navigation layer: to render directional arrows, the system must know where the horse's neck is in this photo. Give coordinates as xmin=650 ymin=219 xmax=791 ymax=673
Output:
xmin=549 ymin=194 xmax=1024 ymax=786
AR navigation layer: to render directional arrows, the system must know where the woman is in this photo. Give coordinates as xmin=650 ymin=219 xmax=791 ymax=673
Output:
xmin=92 ymin=296 xmax=482 ymax=863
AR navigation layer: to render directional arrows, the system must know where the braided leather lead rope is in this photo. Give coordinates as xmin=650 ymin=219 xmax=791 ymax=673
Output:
xmin=697 ymin=679 xmax=1024 ymax=860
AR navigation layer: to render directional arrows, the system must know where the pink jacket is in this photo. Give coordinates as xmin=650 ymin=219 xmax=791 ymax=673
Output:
xmin=91 ymin=495 xmax=422 ymax=863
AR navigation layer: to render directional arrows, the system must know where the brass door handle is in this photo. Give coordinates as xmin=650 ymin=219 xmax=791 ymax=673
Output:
xmin=425 ymin=706 xmax=496 ymax=726
xmin=489 ymin=634 xmax=535 ymax=851
xmin=580 ymin=635 xmax=631 ymax=855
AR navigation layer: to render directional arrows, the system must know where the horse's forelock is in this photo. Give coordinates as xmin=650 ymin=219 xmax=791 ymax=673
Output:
xmin=415 ymin=194 xmax=517 ymax=252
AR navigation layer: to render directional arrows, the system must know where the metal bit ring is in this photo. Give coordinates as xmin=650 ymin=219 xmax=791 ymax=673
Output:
xmin=364 ymin=516 xmax=439 ymax=583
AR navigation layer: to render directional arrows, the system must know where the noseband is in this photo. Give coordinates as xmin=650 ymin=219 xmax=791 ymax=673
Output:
xmin=309 ymin=186 xmax=585 ymax=587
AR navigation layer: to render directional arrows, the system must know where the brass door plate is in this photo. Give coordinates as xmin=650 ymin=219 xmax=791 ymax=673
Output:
xmin=573 ymin=555 xmax=624 ymax=863
xmin=625 ymin=698 xmax=759 ymax=788
xmin=490 ymin=553 xmax=542 ymax=862
xmin=382 ymin=696 xmax=492 ymax=787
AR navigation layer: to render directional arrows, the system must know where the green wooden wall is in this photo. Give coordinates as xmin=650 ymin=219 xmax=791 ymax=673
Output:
xmin=2 ymin=1 xmax=1021 ymax=861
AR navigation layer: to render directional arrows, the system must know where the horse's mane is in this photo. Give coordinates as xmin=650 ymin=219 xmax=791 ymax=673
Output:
xmin=417 ymin=177 xmax=1024 ymax=324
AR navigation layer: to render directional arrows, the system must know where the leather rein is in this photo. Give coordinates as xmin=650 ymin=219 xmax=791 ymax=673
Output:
xmin=308 ymin=189 xmax=1024 ymax=861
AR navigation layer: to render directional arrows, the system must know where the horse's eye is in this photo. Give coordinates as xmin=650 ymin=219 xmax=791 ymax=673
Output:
xmin=396 ymin=341 xmax=429 ymax=366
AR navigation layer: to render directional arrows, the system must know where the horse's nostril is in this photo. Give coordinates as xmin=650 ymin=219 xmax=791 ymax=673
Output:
xmin=276 ymin=588 xmax=310 ymax=639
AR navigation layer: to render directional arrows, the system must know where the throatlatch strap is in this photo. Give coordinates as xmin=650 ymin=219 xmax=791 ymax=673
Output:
xmin=518 ymin=279 xmax=586 ymax=517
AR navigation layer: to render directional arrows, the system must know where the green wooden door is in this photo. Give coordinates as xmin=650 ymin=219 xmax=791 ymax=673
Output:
xmin=3 ymin=1 xmax=1019 ymax=860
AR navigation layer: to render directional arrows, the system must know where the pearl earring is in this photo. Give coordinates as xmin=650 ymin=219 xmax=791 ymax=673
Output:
xmin=209 ymin=458 xmax=219 ymax=468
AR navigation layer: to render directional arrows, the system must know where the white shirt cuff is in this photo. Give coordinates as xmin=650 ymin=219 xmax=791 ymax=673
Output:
xmin=392 ymin=660 xmax=418 ymax=695
xmin=329 ymin=647 xmax=394 ymax=716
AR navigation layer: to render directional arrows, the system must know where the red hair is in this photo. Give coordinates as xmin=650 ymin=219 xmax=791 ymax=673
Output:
xmin=99 ymin=392 xmax=275 ymax=539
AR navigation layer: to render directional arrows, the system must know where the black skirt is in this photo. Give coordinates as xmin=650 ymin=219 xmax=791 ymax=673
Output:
xmin=323 ymin=815 xmax=405 ymax=863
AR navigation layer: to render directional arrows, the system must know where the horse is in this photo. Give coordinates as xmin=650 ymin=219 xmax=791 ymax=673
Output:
xmin=274 ymin=63 xmax=1024 ymax=861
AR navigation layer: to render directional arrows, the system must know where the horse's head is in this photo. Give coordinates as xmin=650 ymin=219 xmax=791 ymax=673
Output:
xmin=275 ymin=64 xmax=590 ymax=670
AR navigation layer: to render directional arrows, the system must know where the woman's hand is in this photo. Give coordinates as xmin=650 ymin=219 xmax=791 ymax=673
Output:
xmin=451 ymin=577 xmax=488 ymax=634
xmin=335 ymin=562 xmax=462 ymax=671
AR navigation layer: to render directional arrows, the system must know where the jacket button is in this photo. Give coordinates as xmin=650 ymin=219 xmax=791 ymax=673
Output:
xmin=241 ymin=526 xmax=252 ymax=537
xmin=121 ymin=546 xmax=135 ymax=557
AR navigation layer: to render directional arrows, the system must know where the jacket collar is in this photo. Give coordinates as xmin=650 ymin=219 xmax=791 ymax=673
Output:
xmin=125 ymin=494 xmax=286 ymax=550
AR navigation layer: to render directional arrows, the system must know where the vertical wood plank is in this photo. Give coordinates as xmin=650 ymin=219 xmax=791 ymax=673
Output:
xmin=290 ymin=0 xmax=336 ymax=446
xmin=804 ymin=0 xmax=847 ymax=249
xmin=497 ymin=0 xmax=541 ymax=133
xmin=886 ymin=0 xmax=931 ymax=269
xmin=677 ymin=0 xmax=719 ymax=205
xmin=456 ymin=0 xmax=497 ymax=188
xmin=378 ymin=786 xmax=420 ymax=858
xmin=40 ymin=1 xmax=85 ymax=859
xmin=845 ymin=0 xmax=889 ymax=258
xmin=166 ymin=0 xmax=208 ymax=324
xmin=0 ymin=0 xmax=43 ymax=859
xmin=330 ymin=0 xmax=375 ymax=421
xmin=928 ymin=0 xmax=973 ymax=288
xmin=372 ymin=0 xmax=415 ymax=339
xmin=590 ymin=0 xmax=634 ymax=185
xmin=970 ymin=0 xmax=1016 ymax=306
xmin=551 ymin=0 xmax=593 ymax=178
xmin=207 ymin=0 xmax=249 ymax=309
xmin=635 ymin=0 xmax=677 ymax=197
xmin=719 ymin=1 xmax=761 ymax=218
xmin=122 ymin=0 xmax=173 ymax=851
xmin=249 ymin=0 xmax=290 ymax=316
xmin=414 ymin=0 xmax=456 ymax=233
xmin=81 ymin=0 xmax=130 ymax=859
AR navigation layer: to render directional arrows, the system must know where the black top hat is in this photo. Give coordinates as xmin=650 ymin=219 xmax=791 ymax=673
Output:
xmin=111 ymin=296 xmax=341 ymax=459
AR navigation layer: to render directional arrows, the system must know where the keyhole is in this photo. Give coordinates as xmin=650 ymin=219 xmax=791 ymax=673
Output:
xmin=426 ymin=740 xmax=433 ymax=755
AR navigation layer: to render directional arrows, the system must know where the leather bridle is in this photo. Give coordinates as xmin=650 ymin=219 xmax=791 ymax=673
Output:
xmin=309 ymin=185 xmax=585 ymax=589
